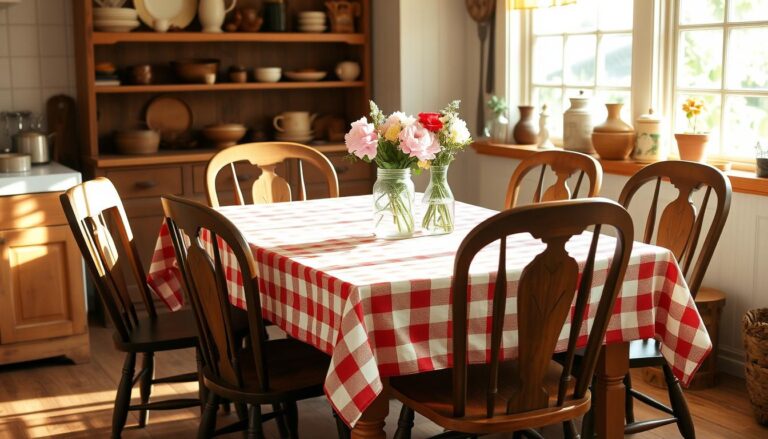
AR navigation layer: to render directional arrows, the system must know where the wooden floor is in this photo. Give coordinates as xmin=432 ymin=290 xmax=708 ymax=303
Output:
xmin=0 ymin=326 xmax=765 ymax=438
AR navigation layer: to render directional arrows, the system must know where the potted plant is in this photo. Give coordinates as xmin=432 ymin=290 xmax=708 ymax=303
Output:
xmin=675 ymin=97 xmax=709 ymax=162
xmin=487 ymin=95 xmax=509 ymax=143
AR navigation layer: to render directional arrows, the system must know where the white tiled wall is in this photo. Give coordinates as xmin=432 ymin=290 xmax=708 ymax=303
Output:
xmin=0 ymin=0 xmax=76 ymax=118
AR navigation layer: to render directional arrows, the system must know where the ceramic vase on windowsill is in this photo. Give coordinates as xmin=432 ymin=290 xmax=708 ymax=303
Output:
xmin=675 ymin=133 xmax=709 ymax=162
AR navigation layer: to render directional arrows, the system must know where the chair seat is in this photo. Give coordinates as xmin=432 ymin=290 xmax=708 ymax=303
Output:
xmin=113 ymin=309 xmax=199 ymax=352
xmin=629 ymin=339 xmax=666 ymax=368
xmin=389 ymin=360 xmax=589 ymax=435
xmin=203 ymin=337 xmax=329 ymax=404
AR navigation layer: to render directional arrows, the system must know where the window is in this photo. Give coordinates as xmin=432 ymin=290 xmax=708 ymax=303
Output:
xmin=673 ymin=0 xmax=768 ymax=159
xmin=528 ymin=0 xmax=634 ymax=138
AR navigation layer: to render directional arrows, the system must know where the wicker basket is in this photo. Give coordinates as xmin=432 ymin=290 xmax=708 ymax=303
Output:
xmin=743 ymin=308 xmax=768 ymax=425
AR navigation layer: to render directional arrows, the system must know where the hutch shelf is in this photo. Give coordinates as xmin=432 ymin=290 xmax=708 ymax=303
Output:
xmin=73 ymin=0 xmax=373 ymax=302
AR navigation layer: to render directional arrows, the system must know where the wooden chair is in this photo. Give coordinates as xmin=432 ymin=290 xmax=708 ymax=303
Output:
xmin=390 ymin=198 xmax=634 ymax=439
xmin=617 ymin=160 xmax=732 ymax=439
xmin=60 ymin=178 xmax=201 ymax=438
xmin=160 ymin=194 xmax=347 ymax=439
xmin=205 ymin=142 xmax=339 ymax=207
xmin=505 ymin=150 xmax=602 ymax=208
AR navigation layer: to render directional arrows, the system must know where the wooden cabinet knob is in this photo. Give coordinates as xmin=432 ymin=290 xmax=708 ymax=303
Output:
xmin=135 ymin=180 xmax=157 ymax=189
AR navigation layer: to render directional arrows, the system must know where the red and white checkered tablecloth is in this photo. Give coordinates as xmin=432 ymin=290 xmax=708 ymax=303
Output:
xmin=147 ymin=195 xmax=712 ymax=427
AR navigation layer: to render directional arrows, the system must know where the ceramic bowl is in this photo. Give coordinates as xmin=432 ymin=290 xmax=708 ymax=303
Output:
xmin=298 ymin=17 xmax=326 ymax=24
xmin=94 ymin=19 xmax=141 ymax=32
xmin=298 ymin=11 xmax=326 ymax=18
xmin=203 ymin=123 xmax=247 ymax=149
xmin=172 ymin=59 xmax=220 ymax=84
xmin=93 ymin=7 xmax=137 ymax=19
xmin=299 ymin=25 xmax=327 ymax=33
xmin=284 ymin=70 xmax=327 ymax=81
xmin=256 ymin=67 xmax=282 ymax=83
xmin=115 ymin=130 xmax=160 ymax=154
xmin=591 ymin=132 xmax=635 ymax=160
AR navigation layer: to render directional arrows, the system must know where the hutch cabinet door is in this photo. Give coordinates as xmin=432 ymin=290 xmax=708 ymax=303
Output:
xmin=0 ymin=226 xmax=86 ymax=344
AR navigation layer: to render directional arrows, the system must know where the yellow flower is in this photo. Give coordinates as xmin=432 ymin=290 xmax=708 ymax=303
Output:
xmin=417 ymin=160 xmax=431 ymax=169
xmin=384 ymin=123 xmax=401 ymax=142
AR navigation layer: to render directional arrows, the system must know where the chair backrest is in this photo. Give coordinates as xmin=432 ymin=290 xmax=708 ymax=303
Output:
xmin=205 ymin=142 xmax=340 ymax=207
xmin=60 ymin=177 xmax=157 ymax=343
xmin=505 ymin=150 xmax=603 ymax=208
xmin=160 ymin=194 xmax=269 ymax=392
xmin=618 ymin=160 xmax=731 ymax=298
xmin=451 ymin=198 xmax=633 ymax=420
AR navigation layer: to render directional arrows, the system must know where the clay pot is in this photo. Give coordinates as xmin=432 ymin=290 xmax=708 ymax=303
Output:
xmin=513 ymin=105 xmax=538 ymax=144
xmin=675 ymin=133 xmax=709 ymax=162
xmin=594 ymin=103 xmax=633 ymax=133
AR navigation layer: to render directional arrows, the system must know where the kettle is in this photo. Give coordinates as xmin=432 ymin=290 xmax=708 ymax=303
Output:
xmin=13 ymin=129 xmax=53 ymax=164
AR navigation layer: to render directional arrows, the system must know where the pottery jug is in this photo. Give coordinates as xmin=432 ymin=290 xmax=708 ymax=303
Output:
xmin=335 ymin=61 xmax=361 ymax=81
xmin=633 ymin=108 xmax=666 ymax=163
xmin=593 ymin=103 xmax=632 ymax=133
xmin=513 ymin=105 xmax=538 ymax=144
xmin=199 ymin=0 xmax=237 ymax=33
xmin=563 ymin=92 xmax=594 ymax=153
xmin=273 ymin=111 xmax=318 ymax=134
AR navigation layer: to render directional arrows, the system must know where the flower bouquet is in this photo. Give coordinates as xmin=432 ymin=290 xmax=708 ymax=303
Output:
xmin=344 ymin=101 xmax=471 ymax=238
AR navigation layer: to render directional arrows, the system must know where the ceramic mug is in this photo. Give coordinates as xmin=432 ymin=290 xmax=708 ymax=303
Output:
xmin=335 ymin=61 xmax=360 ymax=81
xmin=273 ymin=111 xmax=317 ymax=134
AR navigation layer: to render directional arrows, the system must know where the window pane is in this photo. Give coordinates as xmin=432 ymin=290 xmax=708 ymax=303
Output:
xmin=565 ymin=0 xmax=597 ymax=33
xmin=593 ymin=90 xmax=632 ymax=122
xmin=723 ymin=95 xmax=768 ymax=157
xmin=564 ymin=35 xmax=597 ymax=86
xmin=729 ymin=0 xmax=768 ymax=22
xmin=726 ymin=28 xmax=768 ymax=91
xmin=532 ymin=4 xmax=571 ymax=34
xmin=679 ymin=0 xmax=725 ymax=24
xmin=532 ymin=36 xmax=563 ymax=85
xmin=677 ymin=30 xmax=723 ymax=89
xmin=597 ymin=0 xmax=633 ymax=31
xmin=598 ymin=34 xmax=632 ymax=87
xmin=532 ymin=87 xmax=564 ymax=137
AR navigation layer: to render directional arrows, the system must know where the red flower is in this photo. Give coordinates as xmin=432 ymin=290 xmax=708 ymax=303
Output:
xmin=418 ymin=112 xmax=443 ymax=132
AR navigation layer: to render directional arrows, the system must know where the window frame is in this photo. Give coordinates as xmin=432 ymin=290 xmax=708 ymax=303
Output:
xmin=513 ymin=0 xmax=766 ymax=166
xmin=668 ymin=0 xmax=768 ymax=162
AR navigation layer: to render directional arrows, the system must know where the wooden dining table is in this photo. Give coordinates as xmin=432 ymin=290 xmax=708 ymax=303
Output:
xmin=147 ymin=195 xmax=713 ymax=439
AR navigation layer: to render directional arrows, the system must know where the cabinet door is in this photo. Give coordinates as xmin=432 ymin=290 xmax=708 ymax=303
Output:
xmin=0 ymin=225 xmax=86 ymax=344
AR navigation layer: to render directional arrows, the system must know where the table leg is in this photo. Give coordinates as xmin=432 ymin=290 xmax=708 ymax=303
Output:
xmin=594 ymin=342 xmax=629 ymax=439
xmin=351 ymin=383 xmax=390 ymax=439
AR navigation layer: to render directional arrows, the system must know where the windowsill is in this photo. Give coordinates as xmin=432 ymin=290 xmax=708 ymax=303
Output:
xmin=472 ymin=141 xmax=768 ymax=197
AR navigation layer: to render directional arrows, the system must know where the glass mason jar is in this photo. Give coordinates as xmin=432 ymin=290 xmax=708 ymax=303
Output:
xmin=372 ymin=168 xmax=415 ymax=239
xmin=421 ymin=165 xmax=455 ymax=235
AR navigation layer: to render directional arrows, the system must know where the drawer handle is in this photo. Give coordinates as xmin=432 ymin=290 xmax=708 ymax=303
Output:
xmin=334 ymin=165 xmax=349 ymax=175
xmin=135 ymin=180 xmax=157 ymax=189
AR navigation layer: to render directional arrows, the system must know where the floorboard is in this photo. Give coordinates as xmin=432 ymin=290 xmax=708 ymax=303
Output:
xmin=0 ymin=326 xmax=765 ymax=438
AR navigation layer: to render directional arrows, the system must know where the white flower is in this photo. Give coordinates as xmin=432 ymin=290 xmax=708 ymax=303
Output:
xmin=391 ymin=111 xmax=416 ymax=126
xmin=448 ymin=118 xmax=470 ymax=144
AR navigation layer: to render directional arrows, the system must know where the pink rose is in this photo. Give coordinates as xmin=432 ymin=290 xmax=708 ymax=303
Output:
xmin=345 ymin=117 xmax=379 ymax=160
xmin=398 ymin=123 xmax=441 ymax=161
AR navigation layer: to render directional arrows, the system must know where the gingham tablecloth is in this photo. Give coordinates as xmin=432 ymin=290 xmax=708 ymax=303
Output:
xmin=147 ymin=195 xmax=712 ymax=427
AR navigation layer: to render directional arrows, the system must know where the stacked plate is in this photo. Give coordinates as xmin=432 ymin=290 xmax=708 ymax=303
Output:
xmin=297 ymin=11 xmax=327 ymax=33
xmin=276 ymin=131 xmax=314 ymax=143
xmin=93 ymin=7 xmax=140 ymax=32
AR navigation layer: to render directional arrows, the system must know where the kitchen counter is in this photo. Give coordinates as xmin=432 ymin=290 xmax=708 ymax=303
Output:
xmin=0 ymin=162 xmax=81 ymax=196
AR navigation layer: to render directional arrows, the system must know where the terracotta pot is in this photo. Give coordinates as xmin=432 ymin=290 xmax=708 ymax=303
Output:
xmin=675 ymin=133 xmax=709 ymax=162
xmin=513 ymin=105 xmax=538 ymax=144
xmin=594 ymin=103 xmax=633 ymax=133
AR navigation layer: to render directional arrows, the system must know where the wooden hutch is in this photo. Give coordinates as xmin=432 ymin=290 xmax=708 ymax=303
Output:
xmin=72 ymin=0 xmax=373 ymax=274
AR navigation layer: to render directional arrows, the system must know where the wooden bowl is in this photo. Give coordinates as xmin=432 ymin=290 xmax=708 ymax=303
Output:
xmin=172 ymin=59 xmax=219 ymax=84
xmin=591 ymin=132 xmax=635 ymax=160
xmin=115 ymin=130 xmax=160 ymax=154
xmin=202 ymin=124 xmax=246 ymax=149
